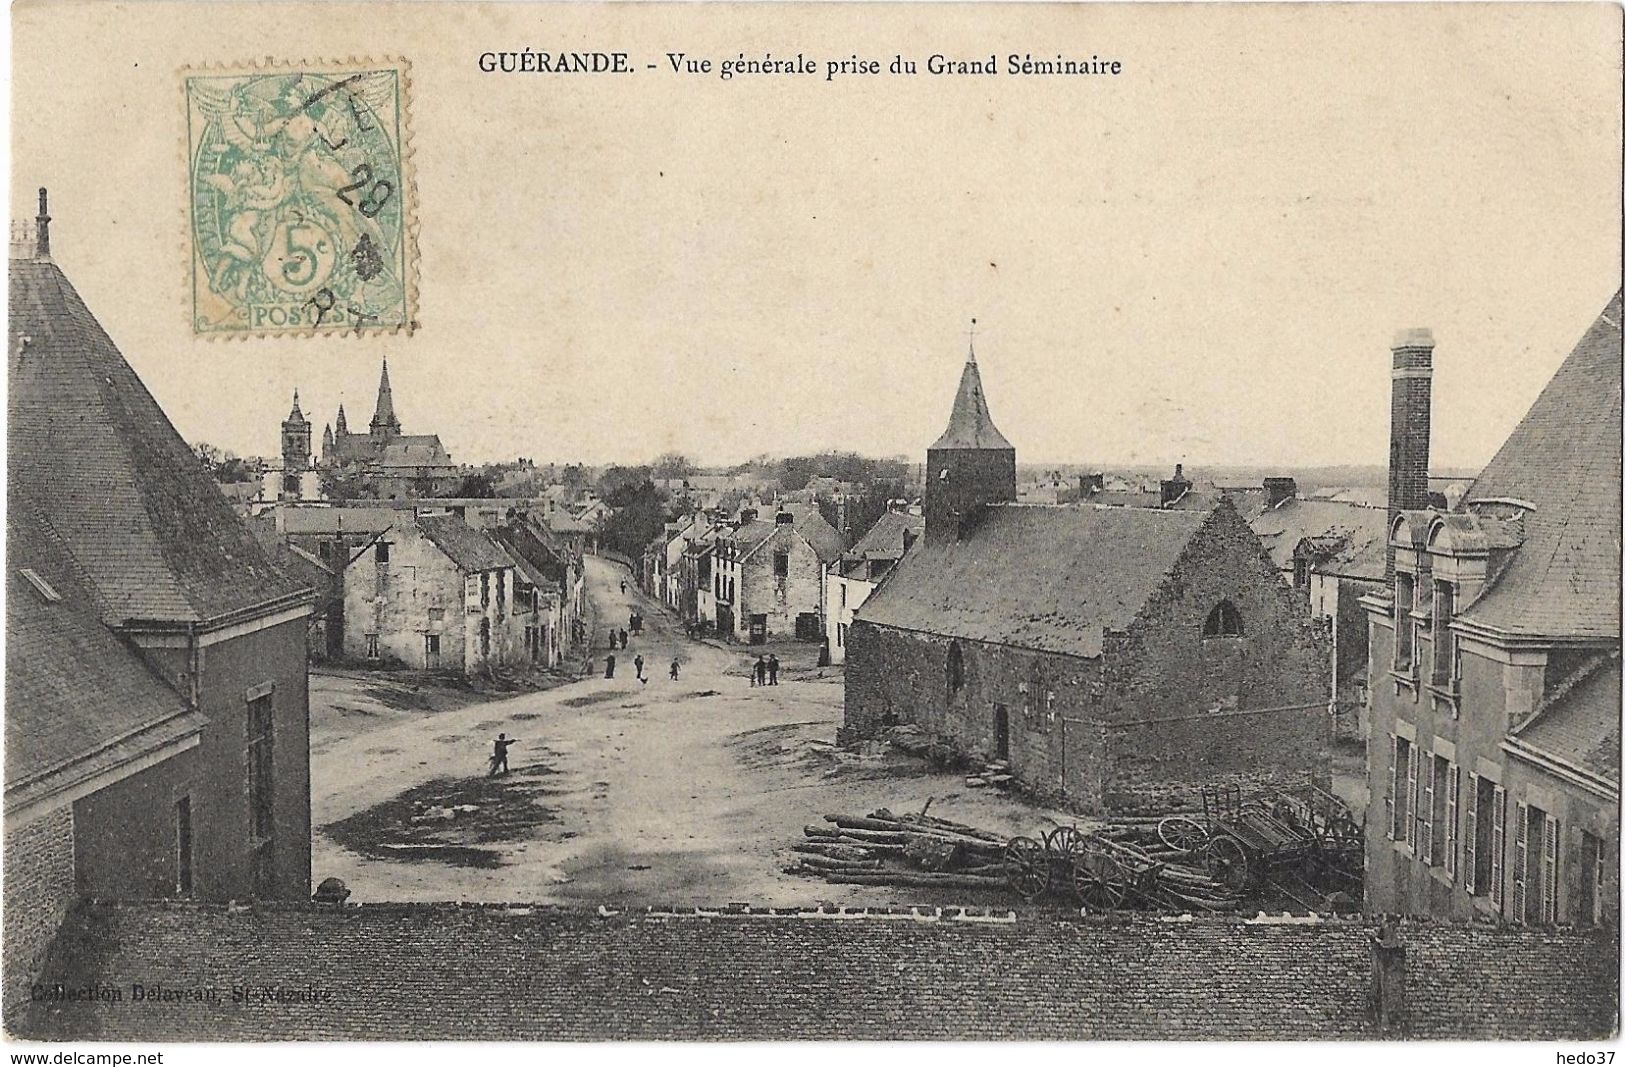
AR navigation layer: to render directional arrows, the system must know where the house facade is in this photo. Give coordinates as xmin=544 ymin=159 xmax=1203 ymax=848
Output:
xmin=1363 ymin=296 xmax=1621 ymax=925
xmin=844 ymin=348 xmax=1330 ymax=812
xmin=713 ymin=507 xmax=844 ymax=643
xmin=342 ymin=516 xmax=526 ymax=674
xmin=825 ymin=509 xmax=923 ymax=664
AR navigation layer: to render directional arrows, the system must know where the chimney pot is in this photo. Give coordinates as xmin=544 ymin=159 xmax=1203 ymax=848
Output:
xmin=35 ymin=187 xmax=50 ymax=260
xmin=1391 ymin=328 xmax=1435 ymax=350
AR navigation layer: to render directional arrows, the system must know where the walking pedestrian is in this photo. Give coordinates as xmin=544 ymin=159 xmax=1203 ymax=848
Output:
xmin=669 ymin=658 xmax=680 ymax=680
xmin=754 ymin=655 xmax=768 ymax=687
xmin=768 ymin=654 xmax=780 ymax=686
xmin=634 ymin=654 xmax=645 ymax=681
xmin=488 ymin=733 xmax=519 ymax=776
xmin=605 ymin=652 xmax=617 ymax=679
xmin=620 ymin=580 xmax=627 ymax=595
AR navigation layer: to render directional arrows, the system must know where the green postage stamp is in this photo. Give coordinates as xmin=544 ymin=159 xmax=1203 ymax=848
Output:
xmin=185 ymin=60 xmax=415 ymax=337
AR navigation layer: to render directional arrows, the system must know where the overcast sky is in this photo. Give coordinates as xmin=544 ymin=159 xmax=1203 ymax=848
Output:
xmin=12 ymin=3 xmax=1622 ymax=470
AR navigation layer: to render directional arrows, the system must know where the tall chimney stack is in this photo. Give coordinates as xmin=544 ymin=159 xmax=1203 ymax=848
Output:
xmin=35 ymin=188 xmax=50 ymax=260
xmin=1386 ymin=328 xmax=1434 ymax=579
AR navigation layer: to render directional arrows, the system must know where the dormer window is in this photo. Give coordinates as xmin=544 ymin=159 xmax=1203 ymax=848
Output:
xmin=1202 ymin=600 xmax=1244 ymax=638
xmin=1394 ymin=572 xmax=1414 ymax=670
xmin=1431 ymin=578 xmax=1458 ymax=689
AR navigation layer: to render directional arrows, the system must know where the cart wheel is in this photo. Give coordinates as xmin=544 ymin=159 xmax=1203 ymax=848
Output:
xmin=1004 ymin=836 xmax=1050 ymax=901
xmin=1322 ymin=812 xmax=1361 ymax=847
xmin=1157 ymin=815 xmax=1209 ymax=854
xmin=1046 ymin=825 xmax=1087 ymax=857
xmin=1073 ymin=842 xmax=1128 ymax=912
xmin=1206 ymin=836 xmax=1250 ymax=891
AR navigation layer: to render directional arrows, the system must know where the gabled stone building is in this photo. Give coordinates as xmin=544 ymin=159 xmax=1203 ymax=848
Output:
xmin=843 ymin=346 xmax=1330 ymax=812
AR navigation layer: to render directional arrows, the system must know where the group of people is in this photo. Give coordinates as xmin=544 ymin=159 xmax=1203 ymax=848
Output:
xmin=750 ymin=654 xmax=781 ymax=687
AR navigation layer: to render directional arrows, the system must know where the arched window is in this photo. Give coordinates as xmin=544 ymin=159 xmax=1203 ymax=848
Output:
xmin=946 ymin=641 xmax=965 ymax=694
xmin=1203 ymin=600 xmax=1244 ymax=638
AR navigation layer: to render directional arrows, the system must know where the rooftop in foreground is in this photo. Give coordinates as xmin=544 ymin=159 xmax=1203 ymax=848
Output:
xmin=18 ymin=900 xmax=1617 ymax=1041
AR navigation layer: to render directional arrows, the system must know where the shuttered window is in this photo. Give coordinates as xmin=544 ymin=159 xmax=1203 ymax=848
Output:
xmin=1386 ymin=735 xmax=1399 ymax=840
xmin=1418 ymin=752 xmax=1435 ymax=862
xmin=1490 ymin=785 xmax=1506 ymax=910
xmin=1405 ymin=743 xmax=1419 ymax=850
xmin=1542 ymin=816 xmax=1561 ymax=924
xmin=1444 ymin=764 xmax=1460 ymax=879
xmin=1463 ymin=772 xmax=1478 ymax=894
xmin=1512 ymin=801 xmax=1529 ymax=921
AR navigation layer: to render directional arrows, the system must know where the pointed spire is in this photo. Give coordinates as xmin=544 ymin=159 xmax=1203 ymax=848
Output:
xmin=283 ymin=389 xmax=309 ymax=426
xmin=929 ymin=332 xmax=1013 ymax=451
xmin=370 ymin=358 xmax=400 ymax=437
xmin=335 ymin=403 xmax=348 ymax=435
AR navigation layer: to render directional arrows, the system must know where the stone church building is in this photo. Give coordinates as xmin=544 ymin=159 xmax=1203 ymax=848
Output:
xmin=843 ymin=346 xmax=1330 ymax=812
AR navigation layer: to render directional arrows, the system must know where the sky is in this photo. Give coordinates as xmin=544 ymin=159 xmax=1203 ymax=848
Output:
xmin=10 ymin=3 xmax=1622 ymax=470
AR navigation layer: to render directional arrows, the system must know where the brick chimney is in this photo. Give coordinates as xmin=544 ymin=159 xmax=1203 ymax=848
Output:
xmin=1264 ymin=477 xmax=1297 ymax=508
xmin=1387 ymin=328 xmax=1434 ymax=579
xmin=1159 ymin=463 xmax=1192 ymax=507
xmin=1369 ymin=919 xmax=1407 ymax=1035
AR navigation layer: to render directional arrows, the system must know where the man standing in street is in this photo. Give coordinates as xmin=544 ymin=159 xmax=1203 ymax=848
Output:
xmin=768 ymin=653 xmax=780 ymax=686
xmin=489 ymin=733 xmax=519 ymax=776
xmin=670 ymin=657 xmax=681 ymax=680
xmin=634 ymin=653 xmax=645 ymax=681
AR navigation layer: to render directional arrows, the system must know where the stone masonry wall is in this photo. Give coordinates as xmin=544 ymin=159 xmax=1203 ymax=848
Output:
xmin=1099 ymin=506 xmax=1332 ymax=809
xmin=738 ymin=526 xmax=823 ymax=640
xmin=3 ymin=807 xmax=75 ymax=1028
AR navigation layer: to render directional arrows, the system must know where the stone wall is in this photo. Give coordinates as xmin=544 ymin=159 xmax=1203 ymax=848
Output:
xmin=737 ymin=526 xmax=823 ymax=641
xmin=2 ymin=807 xmax=75 ymax=1028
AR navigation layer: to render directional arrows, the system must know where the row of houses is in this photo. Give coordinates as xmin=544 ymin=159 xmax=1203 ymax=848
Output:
xmin=639 ymin=503 xmax=848 ymax=644
xmin=251 ymin=501 xmax=588 ymax=675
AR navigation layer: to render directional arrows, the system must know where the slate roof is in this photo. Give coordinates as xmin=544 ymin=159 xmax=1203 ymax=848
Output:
xmin=847 ymin=510 xmax=925 ymax=562
xmin=1250 ymin=498 xmax=1389 ymax=576
xmin=377 ymin=436 xmax=453 ymax=468
xmin=416 ymin=515 xmax=513 ymax=573
xmin=8 ymin=259 xmax=307 ymax=625
xmin=777 ymin=503 xmax=847 ymax=562
xmin=1462 ymin=290 xmax=1623 ymax=639
xmin=1509 ymin=652 xmax=1621 ymax=787
xmin=930 ymin=358 xmax=1014 ymax=451
xmin=5 ymin=503 xmax=206 ymax=813
xmin=19 ymin=903 xmax=1617 ymax=1041
xmin=275 ymin=506 xmax=399 ymax=536
xmin=856 ymin=504 xmax=1214 ymax=658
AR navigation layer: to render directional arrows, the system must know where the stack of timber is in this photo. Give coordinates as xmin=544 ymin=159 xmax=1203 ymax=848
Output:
xmin=786 ymin=806 xmax=1244 ymax=911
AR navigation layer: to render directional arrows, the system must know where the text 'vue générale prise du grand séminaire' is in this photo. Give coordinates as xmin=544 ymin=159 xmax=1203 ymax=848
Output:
xmin=476 ymin=50 xmax=1125 ymax=80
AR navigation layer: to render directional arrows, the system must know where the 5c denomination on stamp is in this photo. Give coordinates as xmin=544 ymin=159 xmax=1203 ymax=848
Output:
xmin=185 ymin=59 xmax=415 ymax=337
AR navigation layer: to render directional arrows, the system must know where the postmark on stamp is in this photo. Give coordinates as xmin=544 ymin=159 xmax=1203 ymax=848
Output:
xmin=185 ymin=60 xmax=415 ymax=337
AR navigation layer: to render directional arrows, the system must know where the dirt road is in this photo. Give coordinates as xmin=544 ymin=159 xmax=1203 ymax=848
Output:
xmin=311 ymin=556 xmax=1075 ymax=906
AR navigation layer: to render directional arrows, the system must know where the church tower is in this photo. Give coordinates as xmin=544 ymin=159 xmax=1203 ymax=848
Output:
xmin=335 ymin=403 xmax=349 ymax=438
xmin=369 ymin=358 xmax=402 ymax=439
xmin=321 ymin=423 xmax=334 ymax=462
xmin=924 ymin=327 xmax=1016 ymax=541
xmin=281 ymin=391 xmax=312 ymax=471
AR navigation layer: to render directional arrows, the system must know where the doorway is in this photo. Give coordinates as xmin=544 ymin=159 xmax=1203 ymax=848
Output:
xmin=993 ymin=705 xmax=1010 ymax=761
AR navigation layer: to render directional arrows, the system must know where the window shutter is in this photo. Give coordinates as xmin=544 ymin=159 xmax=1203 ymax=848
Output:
xmin=1512 ymin=801 xmax=1529 ymax=922
xmin=1406 ymin=744 xmax=1419 ymax=848
xmin=1542 ymin=816 xmax=1560 ymax=924
xmin=1444 ymin=764 xmax=1459 ymax=879
xmin=1490 ymin=785 xmax=1506 ymax=910
xmin=1462 ymin=772 xmax=1478 ymax=894
xmin=1386 ymin=734 xmax=1399 ymax=840
xmin=1419 ymin=752 xmax=1435 ymax=863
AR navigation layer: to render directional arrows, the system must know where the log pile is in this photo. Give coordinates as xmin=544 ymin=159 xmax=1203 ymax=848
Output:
xmin=785 ymin=806 xmax=1243 ymax=911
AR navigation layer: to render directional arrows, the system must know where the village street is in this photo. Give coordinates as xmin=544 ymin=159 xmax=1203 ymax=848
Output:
xmin=310 ymin=556 xmax=1076 ymax=906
